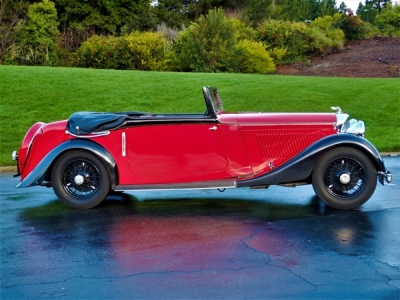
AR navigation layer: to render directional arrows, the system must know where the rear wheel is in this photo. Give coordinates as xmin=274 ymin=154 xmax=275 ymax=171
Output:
xmin=312 ymin=147 xmax=377 ymax=210
xmin=52 ymin=150 xmax=110 ymax=209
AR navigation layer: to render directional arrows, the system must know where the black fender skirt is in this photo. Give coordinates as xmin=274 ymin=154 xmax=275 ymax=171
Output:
xmin=236 ymin=134 xmax=387 ymax=188
xmin=17 ymin=140 xmax=117 ymax=189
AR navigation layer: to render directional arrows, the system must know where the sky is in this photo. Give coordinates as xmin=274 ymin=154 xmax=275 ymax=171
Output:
xmin=341 ymin=0 xmax=362 ymax=13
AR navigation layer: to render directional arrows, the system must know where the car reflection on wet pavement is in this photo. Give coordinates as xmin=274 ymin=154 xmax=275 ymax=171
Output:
xmin=1 ymin=157 xmax=399 ymax=299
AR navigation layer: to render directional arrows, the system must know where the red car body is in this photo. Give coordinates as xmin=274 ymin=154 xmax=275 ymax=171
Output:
xmin=13 ymin=87 xmax=391 ymax=209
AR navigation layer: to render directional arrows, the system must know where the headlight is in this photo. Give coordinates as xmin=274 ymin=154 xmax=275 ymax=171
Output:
xmin=333 ymin=107 xmax=365 ymax=136
xmin=341 ymin=119 xmax=365 ymax=136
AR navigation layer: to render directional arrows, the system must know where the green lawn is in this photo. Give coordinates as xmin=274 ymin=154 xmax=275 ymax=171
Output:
xmin=1 ymin=65 xmax=399 ymax=166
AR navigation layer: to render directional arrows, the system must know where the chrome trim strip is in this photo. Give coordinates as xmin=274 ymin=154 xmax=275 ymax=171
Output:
xmin=122 ymin=132 xmax=126 ymax=157
xmin=115 ymin=179 xmax=236 ymax=191
xmin=237 ymin=122 xmax=335 ymax=127
xmin=65 ymin=130 xmax=110 ymax=138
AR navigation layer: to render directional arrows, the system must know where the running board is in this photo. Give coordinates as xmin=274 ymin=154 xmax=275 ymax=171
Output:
xmin=115 ymin=179 xmax=236 ymax=191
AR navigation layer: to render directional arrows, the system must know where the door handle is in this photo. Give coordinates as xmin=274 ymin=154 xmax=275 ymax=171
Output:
xmin=209 ymin=126 xmax=217 ymax=131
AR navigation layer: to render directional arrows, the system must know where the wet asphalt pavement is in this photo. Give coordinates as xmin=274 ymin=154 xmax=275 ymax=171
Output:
xmin=1 ymin=157 xmax=399 ymax=299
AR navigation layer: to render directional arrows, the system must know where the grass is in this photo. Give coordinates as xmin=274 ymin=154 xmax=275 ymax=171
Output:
xmin=1 ymin=65 xmax=399 ymax=166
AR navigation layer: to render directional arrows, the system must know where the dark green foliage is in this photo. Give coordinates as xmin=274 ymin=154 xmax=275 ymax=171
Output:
xmin=241 ymin=0 xmax=276 ymax=26
xmin=257 ymin=19 xmax=310 ymax=62
xmin=374 ymin=4 xmax=400 ymax=36
xmin=173 ymin=8 xmax=237 ymax=72
xmin=365 ymin=0 xmax=392 ymax=12
xmin=337 ymin=13 xmax=370 ymax=40
xmin=54 ymin=0 xmax=154 ymax=35
xmin=152 ymin=0 xmax=191 ymax=28
xmin=357 ymin=3 xmax=379 ymax=23
xmin=308 ymin=14 xmax=345 ymax=54
xmin=274 ymin=0 xmax=339 ymax=22
xmin=74 ymin=32 xmax=172 ymax=70
xmin=124 ymin=31 xmax=172 ymax=71
xmin=0 ymin=0 xmax=29 ymax=64
xmin=74 ymin=35 xmax=126 ymax=69
xmin=152 ymin=0 xmax=248 ymax=28
xmin=356 ymin=0 xmax=392 ymax=23
xmin=1 ymin=0 xmax=397 ymax=69
xmin=319 ymin=0 xmax=338 ymax=17
xmin=279 ymin=0 xmax=312 ymax=21
xmin=6 ymin=0 xmax=60 ymax=65
xmin=338 ymin=1 xmax=347 ymax=13
xmin=257 ymin=16 xmax=346 ymax=62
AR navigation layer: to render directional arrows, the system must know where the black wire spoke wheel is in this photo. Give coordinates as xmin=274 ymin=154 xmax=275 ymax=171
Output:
xmin=312 ymin=147 xmax=377 ymax=210
xmin=62 ymin=159 xmax=100 ymax=199
xmin=324 ymin=157 xmax=365 ymax=198
xmin=52 ymin=151 xmax=110 ymax=209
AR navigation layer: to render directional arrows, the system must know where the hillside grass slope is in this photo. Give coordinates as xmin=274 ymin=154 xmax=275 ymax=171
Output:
xmin=1 ymin=65 xmax=399 ymax=166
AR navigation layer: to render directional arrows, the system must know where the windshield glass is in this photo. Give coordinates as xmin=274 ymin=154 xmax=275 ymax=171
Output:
xmin=209 ymin=88 xmax=225 ymax=113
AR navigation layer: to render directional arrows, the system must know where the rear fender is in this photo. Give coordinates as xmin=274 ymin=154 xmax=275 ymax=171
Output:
xmin=17 ymin=139 xmax=117 ymax=189
xmin=237 ymin=134 xmax=386 ymax=187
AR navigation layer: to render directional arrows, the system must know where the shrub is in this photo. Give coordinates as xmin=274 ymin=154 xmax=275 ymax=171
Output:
xmin=310 ymin=14 xmax=342 ymax=31
xmin=74 ymin=32 xmax=172 ymax=70
xmin=326 ymin=28 xmax=345 ymax=50
xmin=124 ymin=31 xmax=172 ymax=71
xmin=257 ymin=19 xmax=309 ymax=63
xmin=310 ymin=13 xmax=373 ymax=42
xmin=374 ymin=4 xmax=400 ymax=37
xmin=337 ymin=14 xmax=370 ymax=40
xmin=269 ymin=47 xmax=287 ymax=64
xmin=74 ymin=35 xmax=126 ymax=69
xmin=234 ymin=40 xmax=275 ymax=74
xmin=308 ymin=15 xmax=345 ymax=55
xmin=7 ymin=0 xmax=59 ymax=66
xmin=173 ymin=8 xmax=237 ymax=72
xmin=306 ymin=27 xmax=334 ymax=55
xmin=230 ymin=18 xmax=257 ymax=41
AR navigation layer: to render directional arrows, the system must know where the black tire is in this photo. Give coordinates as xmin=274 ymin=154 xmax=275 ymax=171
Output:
xmin=312 ymin=147 xmax=377 ymax=210
xmin=51 ymin=150 xmax=110 ymax=209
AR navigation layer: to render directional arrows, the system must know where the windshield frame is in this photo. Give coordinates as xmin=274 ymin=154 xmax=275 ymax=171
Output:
xmin=203 ymin=87 xmax=225 ymax=118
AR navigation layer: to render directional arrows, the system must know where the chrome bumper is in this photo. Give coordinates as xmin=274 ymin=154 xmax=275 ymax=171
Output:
xmin=11 ymin=150 xmax=21 ymax=178
xmin=378 ymin=171 xmax=392 ymax=185
xmin=12 ymin=150 xmax=18 ymax=161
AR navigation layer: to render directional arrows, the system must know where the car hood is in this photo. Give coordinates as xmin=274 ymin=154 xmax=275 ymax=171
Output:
xmin=218 ymin=112 xmax=337 ymax=126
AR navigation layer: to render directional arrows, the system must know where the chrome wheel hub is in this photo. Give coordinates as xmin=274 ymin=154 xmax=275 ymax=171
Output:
xmin=74 ymin=174 xmax=85 ymax=185
xmin=339 ymin=173 xmax=351 ymax=184
xmin=62 ymin=159 xmax=100 ymax=199
xmin=323 ymin=157 xmax=365 ymax=199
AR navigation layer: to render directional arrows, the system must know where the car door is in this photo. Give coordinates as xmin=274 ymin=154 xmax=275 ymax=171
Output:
xmin=126 ymin=123 xmax=228 ymax=180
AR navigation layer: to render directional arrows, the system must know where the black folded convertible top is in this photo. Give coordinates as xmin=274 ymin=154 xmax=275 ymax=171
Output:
xmin=67 ymin=111 xmax=145 ymax=134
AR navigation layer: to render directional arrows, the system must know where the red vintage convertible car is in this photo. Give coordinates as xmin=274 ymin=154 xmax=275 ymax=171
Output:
xmin=12 ymin=87 xmax=391 ymax=209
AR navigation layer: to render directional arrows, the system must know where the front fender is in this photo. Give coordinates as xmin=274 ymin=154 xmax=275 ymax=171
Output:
xmin=237 ymin=134 xmax=386 ymax=187
xmin=17 ymin=139 xmax=117 ymax=189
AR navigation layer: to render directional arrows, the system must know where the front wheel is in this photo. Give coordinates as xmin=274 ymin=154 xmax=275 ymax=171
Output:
xmin=51 ymin=150 xmax=110 ymax=209
xmin=312 ymin=147 xmax=377 ymax=210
